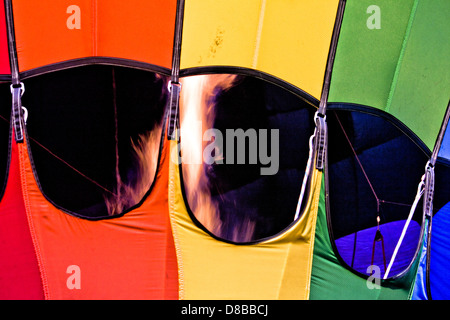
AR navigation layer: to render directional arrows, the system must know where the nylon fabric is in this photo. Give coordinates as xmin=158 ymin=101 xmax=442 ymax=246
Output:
xmin=328 ymin=0 xmax=450 ymax=149
xmin=168 ymin=139 xmax=322 ymax=299
xmin=0 ymin=137 xmax=44 ymax=299
xmin=11 ymin=0 xmax=176 ymax=72
xmin=426 ymin=202 xmax=450 ymax=299
xmin=180 ymin=0 xmax=339 ymax=99
xmin=326 ymin=0 xmax=415 ymax=109
xmin=411 ymin=219 xmax=429 ymax=300
xmin=17 ymin=133 xmax=178 ymax=299
xmin=437 ymin=119 xmax=450 ymax=161
xmin=335 ymin=220 xmax=421 ymax=277
xmin=310 ymin=177 xmax=422 ymax=300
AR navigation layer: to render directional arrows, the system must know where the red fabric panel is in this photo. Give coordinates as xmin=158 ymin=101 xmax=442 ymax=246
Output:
xmin=18 ymin=135 xmax=178 ymax=299
xmin=0 ymin=0 xmax=11 ymax=74
xmin=0 ymin=138 xmax=44 ymax=299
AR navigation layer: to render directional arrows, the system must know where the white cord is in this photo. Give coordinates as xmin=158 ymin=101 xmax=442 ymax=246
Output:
xmin=383 ymin=178 xmax=425 ymax=279
xmin=294 ymin=130 xmax=316 ymax=221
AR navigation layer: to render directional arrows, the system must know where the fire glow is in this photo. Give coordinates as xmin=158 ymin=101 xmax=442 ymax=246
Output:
xmin=104 ymin=74 xmax=279 ymax=242
xmin=104 ymin=125 xmax=162 ymax=215
xmin=179 ymin=74 xmax=235 ymax=238
xmin=178 ymin=74 xmax=280 ymax=242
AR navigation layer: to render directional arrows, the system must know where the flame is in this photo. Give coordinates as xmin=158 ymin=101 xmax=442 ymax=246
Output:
xmin=179 ymin=74 xmax=256 ymax=241
xmin=231 ymin=217 xmax=256 ymax=243
xmin=104 ymin=124 xmax=162 ymax=215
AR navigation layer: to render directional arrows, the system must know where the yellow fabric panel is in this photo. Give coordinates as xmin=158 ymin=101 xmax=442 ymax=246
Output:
xmin=180 ymin=0 xmax=339 ymax=99
xmin=168 ymin=140 xmax=322 ymax=299
xmin=180 ymin=0 xmax=260 ymax=69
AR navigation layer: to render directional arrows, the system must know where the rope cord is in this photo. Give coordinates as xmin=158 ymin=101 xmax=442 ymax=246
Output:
xmin=334 ymin=111 xmax=416 ymax=275
xmin=335 ymin=113 xmax=380 ymax=203
xmin=334 ymin=112 xmax=412 ymax=209
xmin=294 ymin=129 xmax=316 ymax=221
xmin=384 ymin=178 xmax=425 ymax=279
xmin=0 ymin=113 xmax=117 ymax=197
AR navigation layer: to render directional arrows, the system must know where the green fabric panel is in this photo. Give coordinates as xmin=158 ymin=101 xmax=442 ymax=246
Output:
xmin=328 ymin=0 xmax=415 ymax=110
xmin=386 ymin=0 xmax=450 ymax=149
xmin=309 ymin=179 xmax=421 ymax=300
xmin=328 ymin=0 xmax=450 ymax=149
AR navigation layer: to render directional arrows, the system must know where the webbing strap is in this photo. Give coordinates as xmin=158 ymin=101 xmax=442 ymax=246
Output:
xmin=317 ymin=0 xmax=346 ymax=116
xmin=407 ymin=102 xmax=449 ymax=298
xmin=5 ymin=0 xmax=19 ymax=86
xmin=167 ymin=0 xmax=185 ymax=141
xmin=422 ymin=102 xmax=449 ymax=299
xmin=313 ymin=0 xmax=346 ymax=170
xmin=5 ymin=0 xmax=26 ymax=143
xmin=421 ymin=102 xmax=449 ymax=219
xmin=422 ymin=102 xmax=450 ymax=223
xmin=430 ymin=102 xmax=450 ymax=166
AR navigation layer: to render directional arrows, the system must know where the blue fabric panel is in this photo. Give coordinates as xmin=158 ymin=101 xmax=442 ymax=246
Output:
xmin=438 ymin=126 xmax=450 ymax=161
xmin=327 ymin=109 xmax=428 ymax=240
xmin=429 ymin=202 xmax=450 ymax=299
xmin=335 ymin=220 xmax=421 ymax=278
xmin=411 ymin=220 xmax=429 ymax=300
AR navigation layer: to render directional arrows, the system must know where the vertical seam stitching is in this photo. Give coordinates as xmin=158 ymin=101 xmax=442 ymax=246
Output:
xmin=252 ymin=0 xmax=266 ymax=69
xmin=385 ymin=0 xmax=420 ymax=113
xmin=304 ymin=171 xmax=322 ymax=300
xmin=168 ymin=140 xmax=185 ymax=300
xmin=19 ymin=141 xmax=50 ymax=299
xmin=92 ymin=0 xmax=98 ymax=56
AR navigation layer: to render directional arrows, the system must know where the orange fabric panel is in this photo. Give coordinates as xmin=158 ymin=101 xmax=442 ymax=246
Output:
xmin=18 ymin=136 xmax=178 ymax=299
xmin=12 ymin=0 xmax=93 ymax=72
xmin=96 ymin=0 xmax=176 ymax=69
xmin=12 ymin=0 xmax=176 ymax=72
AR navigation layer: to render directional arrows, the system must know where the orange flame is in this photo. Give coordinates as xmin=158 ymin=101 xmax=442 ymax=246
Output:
xmin=179 ymin=74 xmax=256 ymax=241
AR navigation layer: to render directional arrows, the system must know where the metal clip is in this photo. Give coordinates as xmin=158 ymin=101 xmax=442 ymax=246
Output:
xmin=314 ymin=111 xmax=327 ymax=170
xmin=167 ymin=80 xmax=181 ymax=141
xmin=423 ymin=161 xmax=435 ymax=218
xmin=10 ymin=82 xmax=25 ymax=143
